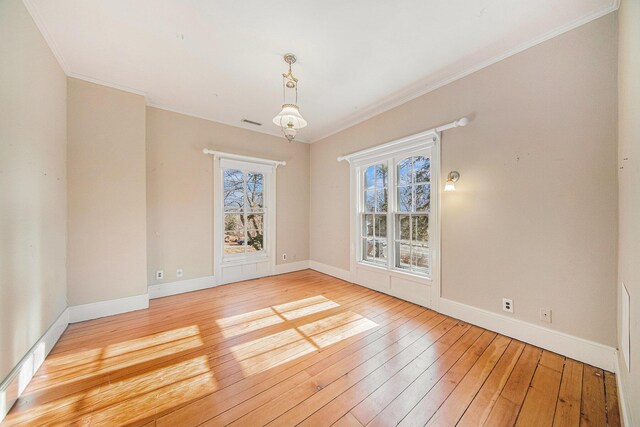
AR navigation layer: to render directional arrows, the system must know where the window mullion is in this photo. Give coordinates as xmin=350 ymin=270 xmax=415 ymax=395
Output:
xmin=243 ymin=171 xmax=248 ymax=254
xmin=388 ymin=160 xmax=394 ymax=271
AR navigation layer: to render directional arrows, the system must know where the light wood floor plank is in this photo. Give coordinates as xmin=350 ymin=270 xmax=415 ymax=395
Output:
xmin=604 ymin=371 xmax=621 ymax=427
xmin=514 ymin=351 xmax=564 ymax=427
xmin=451 ymin=340 xmax=525 ymax=427
xmin=0 ymin=271 xmax=620 ymax=427
xmin=553 ymin=358 xmax=583 ymax=427
xmin=580 ymin=365 xmax=606 ymax=427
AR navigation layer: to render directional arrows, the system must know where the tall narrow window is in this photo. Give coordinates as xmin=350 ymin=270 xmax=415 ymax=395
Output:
xmin=361 ymin=163 xmax=388 ymax=265
xmin=395 ymin=156 xmax=430 ymax=274
xmin=223 ymin=169 xmax=265 ymax=255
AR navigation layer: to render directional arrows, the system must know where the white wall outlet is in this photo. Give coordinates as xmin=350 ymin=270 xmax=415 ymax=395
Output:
xmin=176 ymin=268 xmax=184 ymax=278
xmin=502 ymin=298 xmax=513 ymax=313
xmin=282 ymin=253 xmax=287 ymax=261
xmin=540 ymin=308 xmax=552 ymax=323
xmin=156 ymin=270 xmax=164 ymax=280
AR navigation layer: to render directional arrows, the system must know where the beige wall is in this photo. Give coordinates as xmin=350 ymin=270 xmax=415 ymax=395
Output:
xmin=0 ymin=0 xmax=68 ymax=381
xmin=617 ymin=0 xmax=640 ymax=422
xmin=310 ymin=14 xmax=618 ymax=346
xmin=67 ymin=78 xmax=147 ymax=305
xmin=146 ymin=107 xmax=310 ymax=285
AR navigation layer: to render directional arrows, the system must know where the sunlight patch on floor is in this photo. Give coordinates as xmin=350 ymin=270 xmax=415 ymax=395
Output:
xmin=227 ymin=310 xmax=378 ymax=376
xmin=4 ymin=356 xmax=215 ymax=425
xmin=216 ymin=295 xmax=340 ymax=338
xmin=71 ymin=358 xmax=217 ymax=426
xmin=103 ymin=325 xmax=203 ymax=357
xmin=306 ymin=316 xmax=379 ymax=348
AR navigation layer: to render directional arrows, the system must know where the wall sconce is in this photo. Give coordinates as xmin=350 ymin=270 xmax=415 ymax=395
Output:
xmin=444 ymin=171 xmax=460 ymax=192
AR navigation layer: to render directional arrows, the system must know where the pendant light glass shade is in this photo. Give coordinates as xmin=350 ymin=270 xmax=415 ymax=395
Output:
xmin=272 ymin=103 xmax=307 ymax=129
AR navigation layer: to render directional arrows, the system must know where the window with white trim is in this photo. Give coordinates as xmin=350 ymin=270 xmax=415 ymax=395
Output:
xmin=223 ymin=168 xmax=265 ymax=255
xmin=357 ymin=149 xmax=432 ymax=277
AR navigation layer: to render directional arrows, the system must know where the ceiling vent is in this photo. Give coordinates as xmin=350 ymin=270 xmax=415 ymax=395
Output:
xmin=241 ymin=119 xmax=262 ymax=126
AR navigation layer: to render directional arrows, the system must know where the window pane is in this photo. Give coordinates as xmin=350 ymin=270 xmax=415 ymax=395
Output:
xmin=375 ymin=188 xmax=388 ymax=212
xmin=398 ymin=186 xmax=412 ymax=212
xmin=412 ymin=244 xmax=429 ymax=272
xmin=224 ymin=213 xmax=243 ymax=232
xmin=363 ymin=214 xmax=374 ymax=237
xmin=415 ymin=184 xmax=430 ymax=212
xmin=223 ymin=169 xmax=244 ymax=211
xmin=363 ymin=238 xmax=375 ymax=261
xmin=246 ymin=229 xmax=263 ymax=252
xmin=413 ymin=156 xmax=430 ymax=183
xmin=375 ymin=164 xmax=388 ymax=188
xmin=397 ymin=158 xmax=412 ymax=185
xmin=375 ymin=215 xmax=387 ymax=238
xmin=397 ymin=214 xmax=411 ymax=240
xmin=364 ymin=189 xmax=375 ymax=212
xmin=224 ymin=190 xmax=244 ymax=211
xmin=413 ymin=215 xmax=429 ymax=242
xmin=246 ymin=213 xmax=264 ymax=252
xmin=247 ymin=172 xmax=264 ymax=210
xmin=246 ymin=213 xmax=263 ymax=232
xmin=364 ymin=166 xmax=376 ymax=189
xmin=375 ymin=240 xmax=388 ymax=262
xmin=397 ymin=243 xmax=411 ymax=268
xmin=224 ymin=230 xmax=245 ymax=254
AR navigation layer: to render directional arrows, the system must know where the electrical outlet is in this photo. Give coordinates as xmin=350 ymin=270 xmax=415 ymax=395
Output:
xmin=176 ymin=268 xmax=184 ymax=278
xmin=282 ymin=253 xmax=287 ymax=261
xmin=540 ymin=308 xmax=552 ymax=323
xmin=156 ymin=270 xmax=164 ymax=280
xmin=502 ymin=298 xmax=513 ymax=313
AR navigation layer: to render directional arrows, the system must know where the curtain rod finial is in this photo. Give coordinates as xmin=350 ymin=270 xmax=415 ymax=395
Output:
xmin=456 ymin=117 xmax=469 ymax=127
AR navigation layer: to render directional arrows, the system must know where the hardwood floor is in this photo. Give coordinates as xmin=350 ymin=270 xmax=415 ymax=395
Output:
xmin=2 ymin=270 xmax=621 ymax=426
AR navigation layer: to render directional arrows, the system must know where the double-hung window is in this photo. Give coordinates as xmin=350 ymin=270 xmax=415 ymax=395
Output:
xmin=223 ymin=168 xmax=265 ymax=256
xmin=356 ymin=143 xmax=434 ymax=278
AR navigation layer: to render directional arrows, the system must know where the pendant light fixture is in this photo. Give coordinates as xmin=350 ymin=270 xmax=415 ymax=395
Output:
xmin=273 ymin=53 xmax=307 ymax=142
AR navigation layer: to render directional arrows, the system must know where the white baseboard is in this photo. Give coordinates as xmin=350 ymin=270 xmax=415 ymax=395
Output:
xmin=438 ymin=298 xmax=616 ymax=372
xmin=614 ymin=351 xmax=633 ymax=427
xmin=150 ymin=263 xmax=311 ymax=300
xmin=274 ymin=260 xmax=310 ymax=275
xmin=309 ymin=260 xmax=353 ymax=282
xmin=0 ymin=308 xmax=69 ymax=422
xmin=68 ymin=293 xmax=149 ymax=323
xmin=149 ymin=275 xmax=217 ymax=299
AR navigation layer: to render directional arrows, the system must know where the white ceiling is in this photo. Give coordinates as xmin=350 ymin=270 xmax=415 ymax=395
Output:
xmin=26 ymin=0 xmax=617 ymax=142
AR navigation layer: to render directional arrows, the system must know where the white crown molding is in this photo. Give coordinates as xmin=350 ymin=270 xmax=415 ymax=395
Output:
xmin=0 ymin=308 xmax=69 ymax=423
xmin=146 ymin=102 xmax=310 ymax=144
xmin=308 ymin=0 xmax=620 ymax=143
xmin=67 ymin=72 xmax=148 ymax=99
xmin=438 ymin=298 xmax=617 ymax=372
xmin=21 ymin=0 xmax=69 ymax=74
xmin=68 ymin=293 xmax=149 ymax=323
